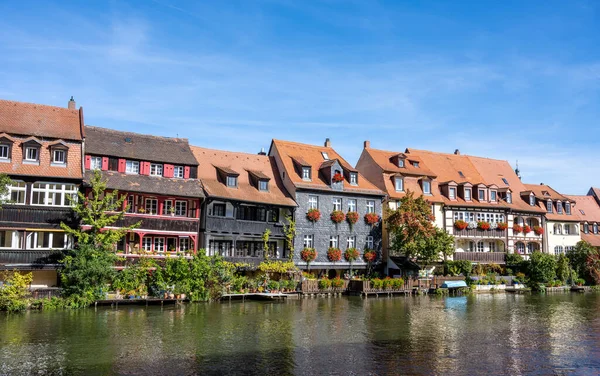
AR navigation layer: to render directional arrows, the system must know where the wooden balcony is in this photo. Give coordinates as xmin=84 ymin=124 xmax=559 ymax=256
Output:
xmin=0 ymin=250 xmax=63 ymax=267
xmin=115 ymin=214 xmax=199 ymax=233
xmin=0 ymin=206 xmax=76 ymax=229
xmin=204 ymin=216 xmax=285 ymax=237
xmin=453 ymin=228 xmax=506 ymax=238
xmin=453 ymin=252 xmax=506 ymax=264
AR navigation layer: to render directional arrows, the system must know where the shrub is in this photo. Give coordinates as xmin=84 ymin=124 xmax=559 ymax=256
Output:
xmin=318 ymin=278 xmax=331 ymax=290
xmin=0 ymin=271 xmax=32 ymax=312
xmin=331 ymin=277 xmax=344 ymax=289
xmin=576 ymin=278 xmax=585 ymax=286
xmin=307 ymin=208 xmax=321 ymax=222
xmin=371 ymin=278 xmax=383 ymax=289
xmin=327 ymin=248 xmax=342 ymax=262
xmin=391 ymin=278 xmax=404 ymax=289
xmin=330 ymin=210 xmax=346 ymax=223
xmin=382 ymin=277 xmax=393 ymax=290
xmin=267 ymin=280 xmax=280 ymax=291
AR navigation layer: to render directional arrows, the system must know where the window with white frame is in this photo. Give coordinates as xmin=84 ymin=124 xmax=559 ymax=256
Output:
xmin=506 ymin=192 xmax=512 ymax=204
xmin=348 ymin=199 xmax=357 ymax=212
xmin=557 ymin=202 xmax=563 ymax=214
xmin=529 ymin=195 xmax=535 ymax=206
xmin=464 ymin=188 xmax=471 ymax=201
xmin=333 ymin=198 xmax=342 ymax=211
xmin=173 ymin=166 xmax=184 ymax=178
xmin=366 ymin=200 xmax=375 ymax=213
xmin=27 ymin=231 xmax=68 ymax=249
xmin=564 ymin=224 xmax=571 ymax=235
xmin=398 ymin=159 xmax=404 ymax=168
xmin=565 ymin=202 xmax=571 ymax=215
xmin=90 ymin=156 xmax=102 ymax=170
xmin=0 ymin=230 xmax=23 ymax=249
xmin=394 ymin=177 xmax=404 ymax=192
xmin=329 ymin=235 xmax=338 ymax=248
xmin=179 ymin=237 xmax=190 ymax=252
xmin=150 ymin=163 xmax=163 ymax=176
xmin=164 ymin=199 xmax=173 ymax=215
xmin=347 ymin=236 xmax=356 ymax=249
xmin=554 ymin=224 xmax=562 ymax=235
xmin=52 ymin=149 xmax=66 ymax=164
xmin=25 ymin=147 xmax=39 ymax=162
xmin=478 ymin=189 xmax=485 ymax=201
xmin=366 ymin=236 xmax=374 ymax=249
xmin=226 ymin=176 xmax=237 ymax=187
xmin=4 ymin=181 xmax=26 ymax=204
xmin=303 ymin=235 xmax=314 ymax=248
xmin=422 ymin=180 xmax=431 ymax=195
xmin=308 ymin=195 xmax=318 ymax=210
xmin=555 ymin=246 xmax=564 ymax=255
xmin=349 ymin=173 xmax=358 ymax=185
xmin=595 ymin=223 xmax=599 ymax=234
xmin=145 ymin=198 xmax=158 ymax=215
xmin=259 ymin=180 xmax=269 ymax=191
xmin=516 ymin=242 xmax=525 ymax=254
xmin=546 ymin=200 xmax=553 ymax=213
xmin=31 ymin=183 xmax=77 ymax=206
xmin=490 ymin=191 xmax=497 ymax=201
xmin=477 ymin=242 xmax=484 ymax=252
xmin=126 ymin=195 xmax=136 ymax=213
xmin=125 ymin=160 xmax=140 ymax=174
xmin=449 ymin=187 xmax=456 ymax=199
xmin=154 ymin=237 xmax=165 ymax=252
xmin=142 ymin=237 xmax=152 ymax=251
xmin=526 ymin=243 xmax=537 ymax=254
xmin=0 ymin=144 xmax=9 ymax=160
xmin=175 ymin=200 xmax=187 ymax=216
xmin=302 ymin=167 xmax=311 ymax=180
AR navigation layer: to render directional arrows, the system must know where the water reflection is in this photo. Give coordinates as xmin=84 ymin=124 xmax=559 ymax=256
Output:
xmin=1 ymin=294 xmax=600 ymax=375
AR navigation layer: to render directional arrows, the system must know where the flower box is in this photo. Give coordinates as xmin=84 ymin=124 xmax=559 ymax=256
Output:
xmin=533 ymin=225 xmax=544 ymax=235
xmin=330 ymin=210 xmax=346 ymax=223
xmin=477 ymin=221 xmax=491 ymax=230
xmin=307 ymin=208 xmax=321 ymax=222
xmin=364 ymin=212 xmax=380 ymax=225
xmin=332 ymin=173 xmax=344 ymax=183
xmin=454 ymin=220 xmax=468 ymax=230
xmin=523 ymin=225 xmax=532 ymax=234
xmin=497 ymin=222 xmax=508 ymax=230
xmin=513 ymin=224 xmax=523 ymax=234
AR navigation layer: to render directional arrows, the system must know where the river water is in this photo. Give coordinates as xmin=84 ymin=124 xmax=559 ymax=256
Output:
xmin=1 ymin=293 xmax=600 ymax=376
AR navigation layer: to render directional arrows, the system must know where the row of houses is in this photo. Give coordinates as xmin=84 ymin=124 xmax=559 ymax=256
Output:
xmin=0 ymin=98 xmax=598 ymax=286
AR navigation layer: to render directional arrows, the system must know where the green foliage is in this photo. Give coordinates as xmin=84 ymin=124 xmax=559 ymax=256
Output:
xmin=0 ymin=174 xmax=12 ymax=207
xmin=113 ymin=258 xmax=156 ymax=297
xmin=0 ymin=271 xmax=32 ymax=312
xmin=435 ymin=288 xmax=449 ymax=296
xmin=318 ymin=278 xmax=331 ymax=290
xmin=331 ymin=277 xmax=344 ymax=289
xmin=283 ymin=215 xmax=296 ymax=260
xmin=267 ymin=280 xmax=280 ymax=291
xmin=371 ymin=278 xmax=383 ymax=289
xmin=526 ymin=251 xmax=557 ymax=289
xmin=446 ymin=260 xmax=472 ymax=276
xmin=505 ymin=252 xmax=525 ymax=272
xmin=262 ymin=228 xmax=271 ymax=260
xmin=555 ymin=254 xmax=571 ymax=284
xmin=257 ymin=260 xmax=298 ymax=274
xmin=567 ymin=241 xmax=600 ymax=285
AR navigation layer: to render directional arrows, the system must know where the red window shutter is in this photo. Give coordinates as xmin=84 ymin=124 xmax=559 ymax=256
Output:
xmin=141 ymin=162 xmax=150 ymax=176
xmin=118 ymin=159 xmax=126 ymax=173
xmin=101 ymin=157 xmax=109 ymax=171
xmin=84 ymin=155 xmax=91 ymax=170
xmin=184 ymin=166 xmax=190 ymax=179
xmin=164 ymin=164 xmax=174 ymax=178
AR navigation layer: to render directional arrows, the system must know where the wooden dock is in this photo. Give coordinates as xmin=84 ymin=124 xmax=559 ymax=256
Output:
xmin=95 ymin=298 xmax=183 ymax=307
xmin=220 ymin=293 xmax=300 ymax=302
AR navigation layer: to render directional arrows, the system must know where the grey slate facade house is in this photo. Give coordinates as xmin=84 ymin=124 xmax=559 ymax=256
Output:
xmin=269 ymin=138 xmax=385 ymax=275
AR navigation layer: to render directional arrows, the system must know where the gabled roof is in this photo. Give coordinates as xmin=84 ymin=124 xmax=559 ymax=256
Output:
xmin=84 ymin=126 xmax=198 ymax=166
xmin=192 ymin=146 xmax=296 ymax=207
xmin=214 ymin=165 xmax=239 ymax=176
xmin=524 ymin=183 xmax=578 ymax=221
xmin=0 ymin=99 xmax=83 ymax=141
xmin=363 ymin=147 xmax=436 ymax=177
xmin=85 ymin=171 xmax=204 ymax=198
xmin=566 ymin=195 xmax=600 ymax=223
xmin=270 ymin=139 xmax=384 ymax=196
xmin=523 ymin=183 xmax=570 ymax=201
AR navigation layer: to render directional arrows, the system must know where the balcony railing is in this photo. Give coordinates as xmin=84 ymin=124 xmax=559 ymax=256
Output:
xmin=115 ymin=214 xmax=199 ymax=233
xmin=453 ymin=229 xmax=506 ymax=238
xmin=454 ymin=252 xmax=506 ymax=264
xmin=204 ymin=216 xmax=285 ymax=237
xmin=0 ymin=206 xmax=76 ymax=228
xmin=0 ymin=250 xmax=63 ymax=266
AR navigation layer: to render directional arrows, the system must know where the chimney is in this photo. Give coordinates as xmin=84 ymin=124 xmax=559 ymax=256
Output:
xmin=68 ymin=96 xmax=76 ymax=110
xmin=364 ymin=140 xmax=370 ymax=149
xmin=258 ymin=147 xmax=266 ymax=156
xmin=324 ymin=138 xmax=331 ymax=148
xmin=454 ymin=149 xmax=460 ymax=155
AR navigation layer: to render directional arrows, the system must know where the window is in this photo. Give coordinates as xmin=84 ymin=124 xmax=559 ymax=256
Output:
xmin=27 ymin=231 xmax=67 ymax=249
xmin=126 ymin=195 xmax=135 ymax=213
xmin=478 ymin=189 xmax=485 ymax=201
xmin=516 ymin=242 xmax=525 ymax=254
xmin=464 ymin=188 xmax=471 ymax=201
xmin=236 ymin=205 xmax=267 ymax=222
xmin=4 ymin=181 xmax=26 ymax=204
xmin=422 ymin=180 xmax=431 ymax=195
xmin=347 ymin=236 xmax=356 ymax=249
xmin=506 ymin=192 xmax=512 ymax=204
xmin=349 ymin=173 xmax=358 ymax=185
xmin=145 ymin=198 xmax=158 ymax=215
xmin=0 ymin=144 xmax=9 ymax=160
xmin=268 ymin=209 xmax=279 ymax=223
xmin=555 ymin=246 xmax=564 ymax=255
xmin=175 ymin=201 xmax=187 ymax=216
xmin=333 ymin=198 xmax=342 ymax=211
xmin=302 ymin=167 xmax=311 ymax=180
xmin=366 ymin=200 xmax=375 ymax=214
xmin=259 ymin=180 xmax=269 ymax=191
xmin=490 ymin=191 xmax=497 ymax=201
xmin=366 ymin=236 xmax=374 ymax=249
xmin=52 ymin=149 xmax=66 ymax=164
xmin=31 ymin=183 xmax=77 ymax=207
xmin=595 ymin=223 xmax=599 ymax=234
xmin=25 ymin=147 xmax=38 ymax=162
xmin=164 ymin=200 xmax=173 ymax=215
xmin=502 ymin=178 xmax=509 ymax=185
xmin=90 ymin=156 xmax=102 ymax=170
xmin=173 ymin=166 xmax=184 ymax=178
xmin=565 ymin=202 xmax=571 ymax=215
xmin=179 ymin=238 xmax=190 ymax=252
xmin=308 ymin=195 xmax=318 ymax=210
xmin=580 ymin=209 xmax=586 ymax=215
xmin=398 ymin=159 xmax=404 ymax=168
xmin=489 ymin=242 xmax=496 ymax=252
xmin=526 ymin=243 xmax=537 ymax=254
xmin=529 ymin=195 xmax=536 ymax=206
xmin=564 ymin=224 xmax=570 ymax=235
xmin=154 ymin=238 xmax=165 ymax=252
xmin=546 ymin=200 xmax=553 ymax=213
xmin=458 ymin=171 xmax=465 ymax=178
xmin=348 ymin=199 xmax=357 ymax=212
xmin=557 ymin=202 xmax=563 ymax=214
xmin=321 ymin=152 xmax=329 ymax=160
xmin=394 ymin=177 xmax=404 ymax=192
xmin=477 ymin=242 xmax=484 ymax=252
xmin=303 ymin=235 xmax=314 ymax=248
xmin=142 ymin=237 xmax=152 ymax=251
xmin=150 ymin=163 xmax=163 ymax=176
xmin=449 ymin=187 xmax=456 ymax=199
xmin=0 ymin=230 xmax=23 ymax=249
xmin=212 ymin=203 xmax=226 ymax=217
xmin=329 ymin=235 xmax=338 ymax=248
xmin=412 ymin=161 xmax=419 ymax=168
xmin=226 ymin=176 xmax=237 ymax=187
xmin=125 ymin=160 xmax=139 ymax=174
xmin=554 ymin=224 xmax=562 ymax=235
xmin=584 ymin=223 xmax=589 ymax=234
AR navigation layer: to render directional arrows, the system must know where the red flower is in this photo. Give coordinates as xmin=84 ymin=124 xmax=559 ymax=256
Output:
xmin=523 ymin=225 xmax=532 ymax=234
xmin=497 ymin=222 xmax=508 ymax=230
xmin=307 ymin=208 xmax=321 ymax=222
xmin=454 ymin=220 xmax=468 ymax=230
xmin=513 ymin=224 xmax=523 ymax=234
xmin=301 ymin=248 xmax=317 ymax=262
xmin=346 ymin=211 xmax=359 ymax=225
xmin=344 ymin=248 xmax=360 ymax=262
xmin=364 ymin=250 xmax=377 ymax=263
xmin=533 ymin=226 xmax=544 ymax=235
xmin=477 ymin=221 xmax=491 ymax=230
xmin=364 ymin=212 xmax=380 ymax=225
xmin=327 ymin=247 xmax=342 ymax=262
xmin=330 ymin=210 xmax=346 ymax=223
xmin=332 ymin=173 xmax=344 ymax=183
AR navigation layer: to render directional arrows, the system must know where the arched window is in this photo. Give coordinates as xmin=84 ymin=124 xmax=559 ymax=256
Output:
xmin=564 ymin=224 xmax=570 ymax=235
xmin=526 ymin=243 xmax=538 ymax=254
xmin=554 ymin=224 xmax=562 ymax=235
xmin=584 ymin=223 xmax=590 ymax=234
xmin=515 ymin=242 xmax=525 ymax=254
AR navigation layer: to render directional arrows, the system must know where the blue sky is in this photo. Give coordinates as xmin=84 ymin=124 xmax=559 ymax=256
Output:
xmin=0 ymin=0 xmax=599 ymax=193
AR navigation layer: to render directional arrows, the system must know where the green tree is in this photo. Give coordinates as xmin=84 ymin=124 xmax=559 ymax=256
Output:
xmin=555 ymin=254 xmax=571 ymax=284
xmin=283 ymin=215 xmax=296 ymax=261
xmin=527 ymin=251 xmax=557 ymax=289
xmin=262 ymin=228 xmax=271 ymax=260
xmin=505 ymin=252 xmax=525 ymax=273
xmin=421 ymin=228 xmax=455 ymax=265
xmin=0 ymin=174 xmax=12 ymax=207
xmin=0 ymin=271 xmax=32 ymax=312
xmin=60 ymin=244 xmax=117 ymax=302
xmin=567 ymin=241 xmax=595 ymax=283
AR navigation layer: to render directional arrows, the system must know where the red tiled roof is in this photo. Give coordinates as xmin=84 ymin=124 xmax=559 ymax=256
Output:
xmin=523 ymin=183 xmax=578 ymax=221
xmin=566 ymin=195 xmax=600 ymax=223
xmin=582 ymin=233 xmax=600 ymax=247
xmin=0 ymin=99 xmax=83 ymax=141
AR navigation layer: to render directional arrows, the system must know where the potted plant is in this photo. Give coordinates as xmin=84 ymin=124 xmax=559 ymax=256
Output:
xmin=363 ymin=250 xmax=376 ymax=263
xmin=331 ymin=210 xmax=346 ymax=223
xmin=477 ymin=221 xmax=491 ymax=230
xmin=344 ymin=248 xmax=360 ymax=277
xmin=346 ymin=211 xmax=359 ymax=228
xmin=523 ymin=225 xmax=532 ymax=234
xmin=307 ymin=208 xmax=321 ymax=222
xmin=513 ymin=224 xmax=523 ymax=234
xmin=454 ymin=220 xmax=468 ymax=230
xmin=533 ymin=225 xmax=544 ymax=235
xmin=331 ymin=277 xmax=344 ymax=290
xmin=364 ymin=212 xmax=380 ymax=226
xmin=327 ymin=247 xmax=342 ymax=262
xmin=138 ymin=208 xmax=146 ymax=214
xmin=332 ymin=172 xmax=344 ymax=183
xmin=301 ymin=248 xmax=317 ymax=271
xmin=169 ymin=206 xmax=175 ymax=216
xmin=497 ymin=222 xmax=508 ymax=230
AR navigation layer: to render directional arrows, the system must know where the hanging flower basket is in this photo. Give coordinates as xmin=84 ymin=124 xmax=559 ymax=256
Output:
xmin=344 ymin=248 xmax=360 ymax=262
xmin=363 ymin=250 xmax=377 ymax=263
xmin=331 ymin=210 xmax=346 ymax=223
xmin=346 ymin=211 xmax=359 ymax=226
xmin=513 ymin=224 xmax=523 ymax=233
xmin=497 ymin=222 xmax=508 ymax=230
xmin=307 ymin=208 xmax=321 ymax=222
xmin=523 ymin=225 xmax=532 ymax=234
xmin=533 ymin=226 xmax=544 ymax=235
xmin=332 ymin=173 xmax=344 ymax=183
xmin=327 ymin=247 xmax=342 ymax=262
xmin=300 ymin=248 xmax=317 ymax=262
xmin=477 ymin=221 xmax=491 ymax=230
xmin=454 ymin=220 xmax=468 ymax=230
xmin=364 ymin=213 xmax=380 ymax=225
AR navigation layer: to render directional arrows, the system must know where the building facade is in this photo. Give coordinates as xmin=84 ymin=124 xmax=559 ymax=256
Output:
xmin=269 ymin=138 xmax=385 ymax=275
xmin=192 ymin=146 xmax=297 ymax=264
xmin=0 ymin=98 xmax=84 ymax=287
xmin=567 ymin=189 xmax=600 ymax=249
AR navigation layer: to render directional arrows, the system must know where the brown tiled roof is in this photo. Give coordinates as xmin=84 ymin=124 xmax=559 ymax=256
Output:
xmin=362 ymin=148 xmax=437 ymax=177
xmin=85 ymin=171 xmax=204 ymax=198
xmin=582 ymin=233 xmax=600 ymax=247
xmin=523 ymin=183 xmax=578 ymax=221
xmin=566 ymin=195 xmax=600 ymax=223
xmin=0 ymin=99 xmax=83 ymax=141
xmin=247 ymin=170 xmax=270 ymax=180
xmin=191 ymin=146 xmax=296 ymax=207
xmin=271 ymin=139 xmax=384 ymax=196
xmin=214 ymin=165 xmax=239 ymax=176
xmin=84 ymin=126 xmax=198 ymax=166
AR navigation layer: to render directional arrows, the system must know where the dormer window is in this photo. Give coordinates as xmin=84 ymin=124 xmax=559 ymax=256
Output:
xmin=546 ymin=200 xmax=553 ymax=213
xmin=464 ymin=188 xmax=471 ymax=201
xmin=302 ymin=167 xmax=311 ymax=181
xmin=227 ymin=175 xmax=238 ymax=187
xmin=259 ymin=180 xmax=268 ymax=191
xmin=565 ymin=202 xmax=571 ymax=215
xmin=25 ymin=146 xmax=39 ymax=162
xmin=449 ymin=187 xmax=456 ymax=200
xmin=398 ymin=159 xmax=405 ymax=168
xmin=412 ymin=161 xmax=419 ymax=168
xmin=584 ymin=223 xmax=589 ymax=233
xmin=557 ymin=201 xmax=563 ymax=214
xmin=150 ymin=163 xmax=163 ymax=177
xmin=506 ymin=192 xmax=512 ymax=204
xmin=478 ymin=189 xmax=485 ymax=201
xmin=52 ymin=149 xmax=66 ymax=164
xmin=594 ymin=223 xmax=599 ymax=234
xmin=0 ymin=143 xmax=10 ymax=161
xmin=580 ymin=209 xmax=586 ymax=215
xmin=90 ymin=156 xmax=102 ymax=170
xmin=422 ymin=180 xmax=431 ymax=195
xmin=490 ymin=191 xmax=497 ymax=202
xmin=529 ymin=195 xmax=535 ymax=206
xmin=394 ymin=177 xmax=404 ymax=192
xmin=173 ymin=166 xmax=184 ymax=178
xmin=349 ymin=173 xmax=358 ymax=185
xmin=125 ymin=160 xmax=140 ymax=174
